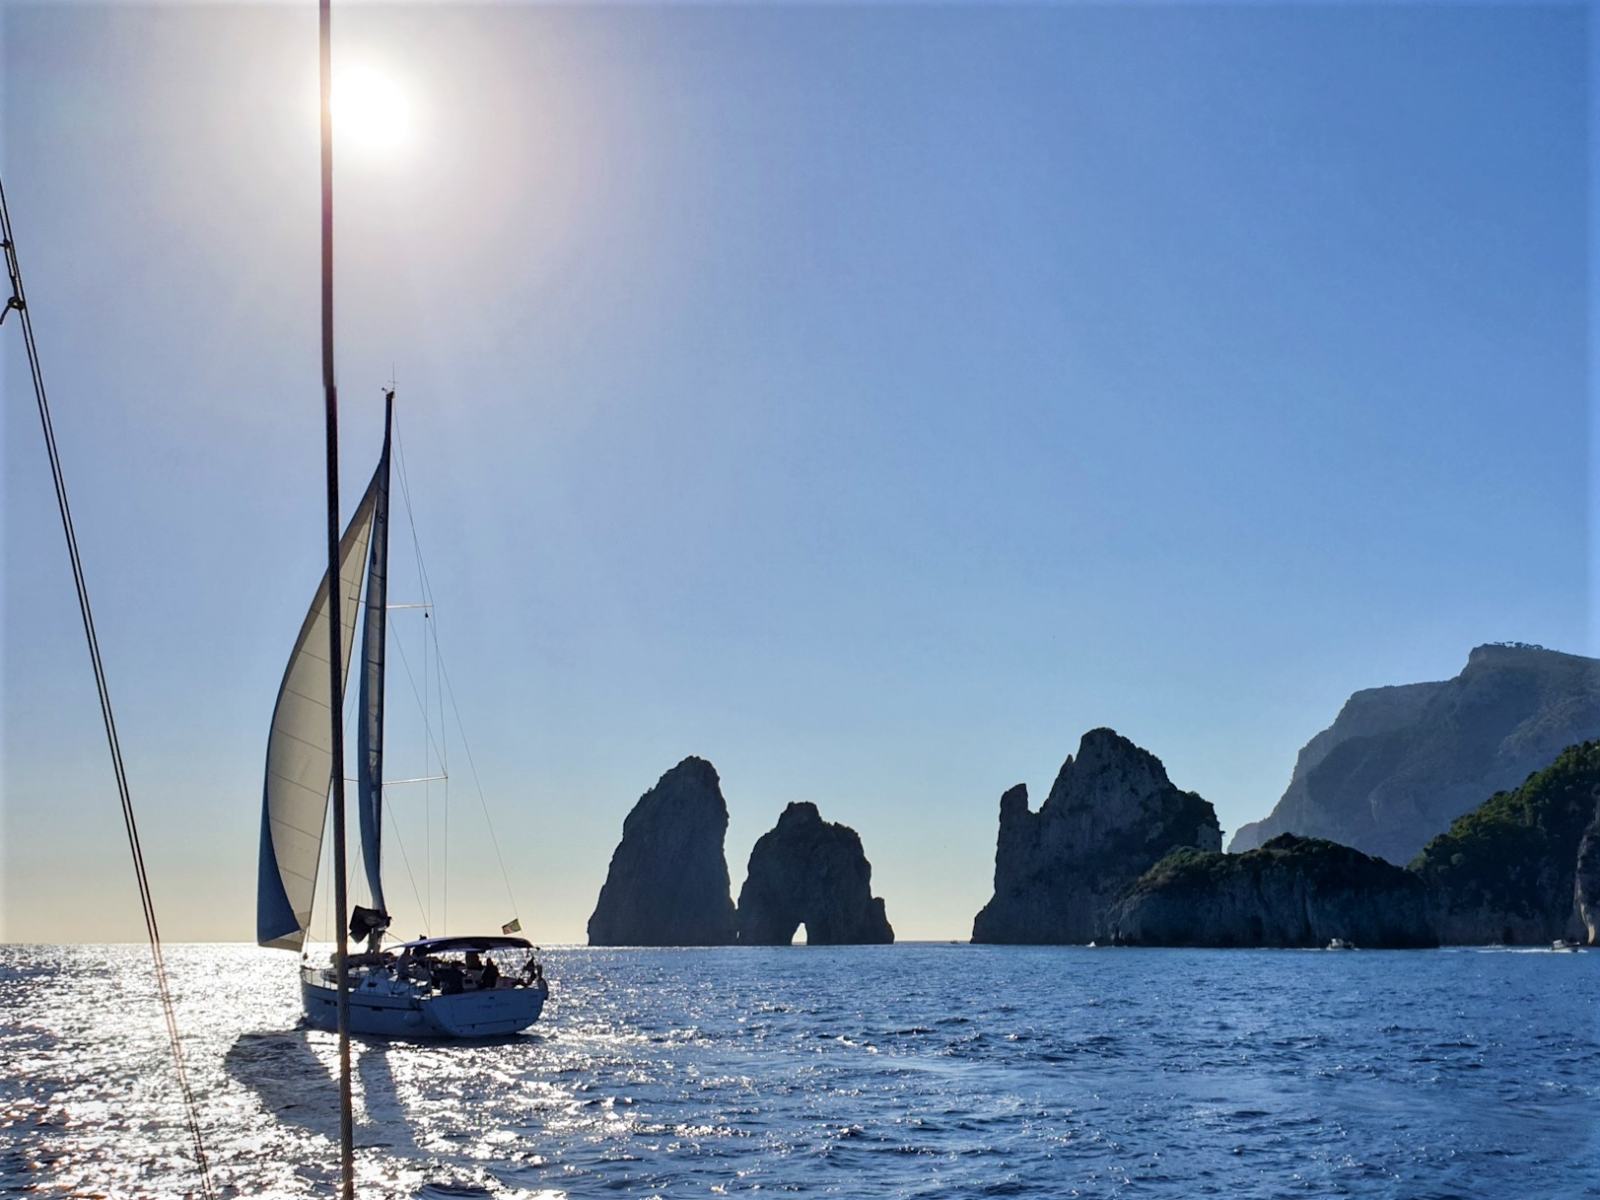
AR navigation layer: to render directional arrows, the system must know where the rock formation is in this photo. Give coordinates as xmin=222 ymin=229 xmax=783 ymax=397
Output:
xmin=1411 ymin=740 xmax=1600 ymax=945
xmin=1230 ymin=644 xmax=1600 ymax=863
xmin=1109 ymin=834 xmax=1436 ymax=948
xmin=1575 ymin=803 xmax=1600 ymax=945
xmin=735 ymin=803 xmax=893 ymax=945
xmin=587 ymin=756 xmax=738 ymax=946
xmin=970 ymin=728 xmax=1221 ymax=944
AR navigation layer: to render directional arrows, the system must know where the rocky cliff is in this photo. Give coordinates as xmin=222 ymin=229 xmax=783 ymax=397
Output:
xmin=1109 ymin=834 xmax=1436 ymax=948
xmin=1411 ymin=741 xmax=1600 ymax=945
xmin=587 ymin=757 xmax=738 ymax=946
xmin=971 ymin=728 xmax=1221 ymax=944
xmin=735 ymin=803 xmax=893 ymax=945
xmin=1230 ymin=644 xmax=1600 ymax=864
xmin=1575 ymin=803 xmax=1600 ymax=945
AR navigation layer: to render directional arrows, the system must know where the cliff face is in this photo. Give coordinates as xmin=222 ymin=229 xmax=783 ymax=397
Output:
xmin=735 ymin=803 xmax=893 ymax=945
xmin=1110 ymin=834 xmax=1436 ymax=948
xmin=1411 ymin=741 xmax=1600 ymax=945
xmin=971 ymin=728 xmax=1221 ymax=944
xmin=587 ymin=757 xmax=738 ymax=946
xmin=1575 ymin=803 xmax=1600 ymax=944
xmin=1229 ymin=680 xmax=1442 ymax=853
xmin=1230 ymin=645 xmax=1600 ymax=864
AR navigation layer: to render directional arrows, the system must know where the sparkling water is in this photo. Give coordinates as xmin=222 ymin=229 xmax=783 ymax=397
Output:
xmin=2 ymin=943 xmax=1596 ymax=1198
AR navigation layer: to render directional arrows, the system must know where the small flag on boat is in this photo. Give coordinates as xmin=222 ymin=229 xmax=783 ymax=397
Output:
xmin=502 ymin=918 xmax=522 ymax=935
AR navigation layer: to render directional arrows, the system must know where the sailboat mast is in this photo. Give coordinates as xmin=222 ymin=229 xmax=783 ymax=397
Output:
xmin=317 ymin=0 xmax=357 ymax=1195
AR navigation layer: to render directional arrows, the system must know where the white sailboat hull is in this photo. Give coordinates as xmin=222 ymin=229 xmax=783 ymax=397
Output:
xmin=302 ymin=974 xmax=548 ymax=1039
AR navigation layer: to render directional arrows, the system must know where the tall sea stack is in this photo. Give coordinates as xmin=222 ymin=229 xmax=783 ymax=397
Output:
xmin=587 ymin=757 xmax=738 ymax=946
xmin=971 ymin=728 xmax=1221 ymax=944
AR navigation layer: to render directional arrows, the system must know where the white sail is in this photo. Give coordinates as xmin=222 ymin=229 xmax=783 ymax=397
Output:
xmin=257 ymin=465 xmax=384 ymax=951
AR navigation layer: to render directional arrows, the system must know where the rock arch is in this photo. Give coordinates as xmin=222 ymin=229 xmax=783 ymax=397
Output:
xmin=736 ymin=803 xmax=893 ymax=945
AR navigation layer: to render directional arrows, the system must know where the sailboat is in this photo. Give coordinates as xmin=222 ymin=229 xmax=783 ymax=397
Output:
xmin=256 ymin=392 xmax=549 ymax=1038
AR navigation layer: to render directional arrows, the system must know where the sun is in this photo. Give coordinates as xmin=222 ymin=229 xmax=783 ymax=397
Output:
xmin=331 ymin=63 xmax=411 ymax=157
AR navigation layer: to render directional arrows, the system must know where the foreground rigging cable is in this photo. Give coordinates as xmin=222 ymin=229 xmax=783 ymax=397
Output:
xmin=0 ymin=175 xmax=217 ymax=1200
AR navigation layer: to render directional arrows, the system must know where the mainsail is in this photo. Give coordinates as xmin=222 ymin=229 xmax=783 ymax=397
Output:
xmin=256 ymin=463 xmax=385 ymax=951
xmin=356 ymin=396 xmax=392 ymax=920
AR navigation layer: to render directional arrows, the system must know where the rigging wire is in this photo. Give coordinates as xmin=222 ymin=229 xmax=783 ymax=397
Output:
xmin=1 ymin=176 xmax=216 ymax=1199
xmin=382 ymin=789 xmax=431 ymax=937
xmin=380 ymin=472 xmax=446 ymax=930
xmin=378 ymin=599 xmax=444 ymax=937
xmin=329 ymin=772 xmax=432 ymax=934
xmin=389 ymin=616 xmax=449 ymax=779
xmin=391 ymin=418 xmax=524 ymax=927
xmin=424 ymin=570 xmax=435 ymax=929
xmin=438 ymin=607 xmax=450 ymax=934
xmin=394 ymin=422 xmax=444 ymax=931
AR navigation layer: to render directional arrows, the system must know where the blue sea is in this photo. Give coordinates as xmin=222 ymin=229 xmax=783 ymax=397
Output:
xmin=1 ymin=943 xmax=1597 ymax=1198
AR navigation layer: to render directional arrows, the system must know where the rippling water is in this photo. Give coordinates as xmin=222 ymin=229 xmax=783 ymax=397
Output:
xmin=2 ymin=944 xmax=1597 ymax=1198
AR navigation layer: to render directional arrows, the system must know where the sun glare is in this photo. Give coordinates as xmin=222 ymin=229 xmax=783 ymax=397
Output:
xmin=331 ymin=63 xmax=411 ymax=156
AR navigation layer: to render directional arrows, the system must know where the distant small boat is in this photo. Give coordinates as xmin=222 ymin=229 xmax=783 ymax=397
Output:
xmin=1326 ymin=938 xmax=1356 ymax=951
xmin=1551 ymin=939 xmax=1583 ymax=953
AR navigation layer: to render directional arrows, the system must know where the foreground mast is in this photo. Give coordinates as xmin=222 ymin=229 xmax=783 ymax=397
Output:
xmin=317 ymin=0 xmax=357 ymax=1194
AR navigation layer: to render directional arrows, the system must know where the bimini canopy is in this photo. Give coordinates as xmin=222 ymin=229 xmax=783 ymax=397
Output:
xmin=397 ymin=936 xmax=533 ymax=954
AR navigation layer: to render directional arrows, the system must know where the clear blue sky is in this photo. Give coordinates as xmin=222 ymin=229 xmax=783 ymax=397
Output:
xmin=2 ymin=2 xmax=1591 ymax=942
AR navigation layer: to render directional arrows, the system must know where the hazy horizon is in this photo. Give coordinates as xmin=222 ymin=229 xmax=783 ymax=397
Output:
xmin=3 ymin=2 xmax=1592 ymax=944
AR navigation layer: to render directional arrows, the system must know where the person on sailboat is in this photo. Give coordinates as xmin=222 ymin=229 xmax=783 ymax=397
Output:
xmin=396 ymin=948 xmax=427 ymax=984
xmin=434 ymin=960 xmax=465 ymax=995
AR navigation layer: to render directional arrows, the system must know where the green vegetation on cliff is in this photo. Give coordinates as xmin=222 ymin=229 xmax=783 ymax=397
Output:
xmin=1109 ymin=741 xmax=1600 ymax=948
xmin=1144 ymin=833 xmax=1414 ymax=891
xmin=1411 ymin=740 xmax=1600 ymax=942
xmin=1112 ymin=834 xmax=1435 ymax=948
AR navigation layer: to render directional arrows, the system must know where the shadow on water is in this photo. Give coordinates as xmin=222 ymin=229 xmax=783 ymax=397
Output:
xmin=224 ymin=1028 xmax=544 ymax=1198
xmin=223 ymin=1027 xmax=416 ymax=1151
xmin=225 ymin=1028 xmax=342 ymax=1142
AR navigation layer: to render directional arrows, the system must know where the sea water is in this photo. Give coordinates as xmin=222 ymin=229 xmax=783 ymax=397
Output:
xmin=1 ymin=943 xmax=1596 ymax=1199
